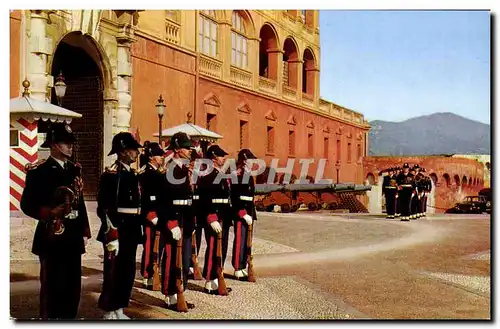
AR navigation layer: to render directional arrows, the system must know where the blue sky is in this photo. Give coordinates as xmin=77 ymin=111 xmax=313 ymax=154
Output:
xmin=318 ymin=10 xmax=491 ymax=125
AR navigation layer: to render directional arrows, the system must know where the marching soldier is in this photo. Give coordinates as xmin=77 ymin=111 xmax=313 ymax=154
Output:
xmin=396 ymin=163 xmax=414 ymax=221
xmin=231 ymin=149 xmax=257 ymax=280
xmin=198 ymin=144 xmax=233 ymax=295
xmin=411 ymin=165 xmax=422 ymax=219
xmin=382 ymin=168 xmax=398 ymax=219
xmin=97 ymin=132 xmax=143 ymax=320
xmin=158 ymin=132 xmax=196 ymax=311
xmin=21 ymin=123 xmax=90 ymax=319
xmin=189 ymin=147 xmax=204 ymax=279
xmin=138 ymin=142 xmax=165 ymax=289
xmin=394 ymin=167 xmax=402 ymax=218
xmin=421 ymin=169 xmax=431 ymax=217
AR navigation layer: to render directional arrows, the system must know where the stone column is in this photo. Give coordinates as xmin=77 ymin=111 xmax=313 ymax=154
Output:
xmin=266 ymin=48 xmax=282 ymax=82
xmin=287 ymin=59 xmax=302 ymax=91
xmin=219 ymin=20 xmax=231 ymax=81
xmin=28 ymin=10 xmax=52 ymax=101
xmin=114 ymin=37 xmax=134 ymax=134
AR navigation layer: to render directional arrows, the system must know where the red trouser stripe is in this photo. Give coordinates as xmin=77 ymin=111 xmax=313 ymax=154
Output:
xmin=234 ymin=221 xmax=242 ymax=270
xmin=143 ymin=226 xmax=152 ymax=277
xmin=206 ymin=235 xmax=215 ymax=281
xmin=163 ymin=244 xmax=172 ymax=295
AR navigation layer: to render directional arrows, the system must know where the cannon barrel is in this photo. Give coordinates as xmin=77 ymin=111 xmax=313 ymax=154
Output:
xmin=254 ymin=183 xmax=372 ymax=195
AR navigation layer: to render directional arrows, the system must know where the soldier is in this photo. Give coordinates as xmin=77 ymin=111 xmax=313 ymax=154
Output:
xmin=421 ymin=168 xmax=431 ymax=217
xmin=158 ymin=132 xmax=196 ymax=311
xmin=394 ymin=167 xmax=402 ymax=218
xmin=21 ymin=123 xmax=90 ymax=319
xmin=96 ymin=132 xmax=143 ymax=320
xmin=383 ymin=168 xmax=398 ymax=219
xmin=198 ymin=145 xmax=233 ymax=294
xmin=396 ymin=163 xmax=414 ymax=221
xmin=410 ymin=165 xmax=421 ymax=219
xmin=189 ymin=147 xmax=204 ymax=279
xmin=138 ymin=142 xmax=165 ymax=289
xmin=231 ymin=149 xmax=257 ymax=280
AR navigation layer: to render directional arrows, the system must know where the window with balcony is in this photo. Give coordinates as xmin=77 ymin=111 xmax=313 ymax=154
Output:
xmin=267 ymin=126 xmax=275 ymax=154
xmin=231 ymin=11 xmax=248 ymax=69
xmin=308 ymin=133 xmax=314 ymax=156
xmin=239 ymin=120 xmax=248 ymax=148
xmin=324 ymin=137 xmax=329 ymax=159
xmin=288 ymin=130 xmax=295 ymax=156
xmin=198 ymin=10 xmax=218 ymax=58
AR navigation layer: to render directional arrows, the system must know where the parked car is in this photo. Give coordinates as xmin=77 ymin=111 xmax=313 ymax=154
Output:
xmin=446 ymin=195 xmax=491 ymax=214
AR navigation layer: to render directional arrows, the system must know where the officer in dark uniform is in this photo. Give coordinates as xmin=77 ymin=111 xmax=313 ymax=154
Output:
xmin=158 ymin=132 xmax=196 ymax=310
xmin=396 ymin=163 xmax=414 ymax=221
xmin=410 ymin=165 xmax=421 ymax=219
xmin=138 ymin=142 xmax=165 ymax=289
xmin=198 ymin=144 xmax=232 ymax=294
xmin=21 ymin=123 xmax=90 ymax=319
xmin=96 ymin=132 xmax=142 ymax=320
xmin=231 ymin=148 xmax=257 ymax=280
xmin=394 ymin=167 xmax=402 ymax=218
xmin=189 ymin=147 xmax=204 ymax=278
xmin=421 ymin=168 xmax=431 ymax=217
xmin=383 ymin=168 xmax=398 ymax=219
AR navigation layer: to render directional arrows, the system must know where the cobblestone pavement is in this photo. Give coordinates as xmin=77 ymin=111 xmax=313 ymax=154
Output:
xmin=10 ymin=204 xmax=490 ymax=320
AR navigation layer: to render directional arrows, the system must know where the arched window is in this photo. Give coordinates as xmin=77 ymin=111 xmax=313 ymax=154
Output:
xmin=198 ymin=10 xmax=218 ymax=57
xmin=454 ymin=175 xmax=461 ymax=187
xmin=283 ymin=37 xmax=299 ymax=89
xmin=302 ymin=48 xmax=316 ymax=95
xmin=462 ymin=176 xmax=467 ymax=187
xmin=430 ymin=173 xmax=438 ymax=186
xmin=468 ymin=177 xmax=473 ymax=187
xmin=443 ymin=173 xmax=451 ymax=187
xmin=259 ymin=24 xmax=279 ymax=79
xmin=231 ymin=11 xmax=248 ymax=69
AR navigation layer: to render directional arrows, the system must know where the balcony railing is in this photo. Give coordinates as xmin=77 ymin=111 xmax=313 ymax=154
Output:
xmin=282 ymin=84 xmax=297 ymax=100
xmin=258 ymin=76 xmax=277 ymax=94
xmin=165 ymin=18 xmax=180 ymax=45
xmin=302 ymin=92 xmax=314 ymax=107
xmin=230 ymin=66 xmax=252 ymax=88
xmin=200 ymin=55 xmax=222 ymax=79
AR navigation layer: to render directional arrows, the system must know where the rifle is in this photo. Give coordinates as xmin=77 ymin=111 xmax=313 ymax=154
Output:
xmin=246 ymin=222 xmax=256 ymax=282
xmin=48 ymin=186 xmax=75 ymax=237
xmin=175 ymin=227 xmax=188 ymax=312
xmin=152 ymin=231 xmax=161 ymax=291
xmin=191 ymin=231 xmax=203 ymax=280
xmin=216 ymin=231 xmax=229 ymax=295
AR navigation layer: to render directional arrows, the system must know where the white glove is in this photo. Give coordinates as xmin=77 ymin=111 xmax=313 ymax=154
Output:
xmin=151 ymin=217 xmax=158 ymax=226
xmin=106 ymin=240 xmax=119 ymax=256
xmin=243 ymin=214 xmax=253 ymax=226
xmin=171 ymin=226 xmax=181 ymax=241
xmin=210 ymin=221 xmax=222 ymax=234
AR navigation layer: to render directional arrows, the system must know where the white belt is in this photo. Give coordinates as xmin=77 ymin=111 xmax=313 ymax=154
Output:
xmin=117 ymin=207 xmax=141 ymax=214
xmin=386 ymin=186 xmax=397 ymax=189
xmin=239 ymin=196 xmax=253 ymax=201
xmin=401 ymin=184 xmax=413 ymax=187
xmin=192 ymin=195 xmax=200 ymax=200
xmin=212 ymin=199 xmax=229 ymax=204
xmin=65 ymin=210 xmax=78 ymax=219
xmin=173 ymin=199 xmax=192 ymax=206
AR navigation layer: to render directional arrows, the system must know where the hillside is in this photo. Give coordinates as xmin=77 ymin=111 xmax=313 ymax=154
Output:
xmin=368 ymin=112 xmax=490 ymax=156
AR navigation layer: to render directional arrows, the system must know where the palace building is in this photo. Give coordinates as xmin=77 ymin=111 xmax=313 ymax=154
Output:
xmin=9 ymin=10 xmax=370 ymax=208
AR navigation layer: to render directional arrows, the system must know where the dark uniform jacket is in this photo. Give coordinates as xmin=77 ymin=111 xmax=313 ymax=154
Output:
xmin=20 ymin=157 xmax=91 ymax=256
xmin=96 ymin=161 xmax=143 ymax=244
xmin=198 ymin=166 xmax=232 ymax=227
xmin=396 ymin=172 xmax=415 ymax=190
xmin=230 ymin=168 xmax=257 ymax=221
xmin=158 ymin=159 xmax=195 ymax=235
xmin=382 ymin=175 xmax=390 ymax=194
xmin=138 ymin=164 xmax=165 ymax=227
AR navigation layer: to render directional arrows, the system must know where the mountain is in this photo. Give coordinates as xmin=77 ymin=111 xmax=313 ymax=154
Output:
xmin=368 ymin=112 xmax=490 ymax=156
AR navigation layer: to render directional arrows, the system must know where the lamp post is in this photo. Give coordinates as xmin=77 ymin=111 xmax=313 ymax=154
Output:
xmin=335 ymin=160 xmax=341 ymax=184
xmin=54 ymin=71 xmax=67 ymax=106
xmin=156 ymin=94 xmax=166 ymax=144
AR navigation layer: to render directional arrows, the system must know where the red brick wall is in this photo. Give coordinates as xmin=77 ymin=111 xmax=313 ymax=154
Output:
xmin=10 ymin=11 xmax=21 ymax=98
xmin=363 ymin=156 xmax=485 ymax=212
xmin=130 ymin=36 xmax=196 ymax=144
xmin=131 ymin=35 xmax=369 ymax=183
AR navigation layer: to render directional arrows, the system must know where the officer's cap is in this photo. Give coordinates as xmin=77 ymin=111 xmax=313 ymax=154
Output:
xmin=144 ymin=142 xmax=165 ymax=157
xmin=206 ymin=145 xmax=228 ymax=158
xmin=403 ymin=163 xmax=410 ymax=169
xmin=238 ymin=148 xmax=257 ymax=162
xmin=108 ymin=132 xmax=142 ymax=156
xmin=41 ymin=123 xmax=76 ymax=148
xmin=168 ymin=132 xmax=192 ymax=150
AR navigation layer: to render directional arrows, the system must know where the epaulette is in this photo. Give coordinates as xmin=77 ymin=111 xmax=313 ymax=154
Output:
xmin=136 ymin=165 xmax=147 ymax=175
xmin=104 ymin=163 xmax=118 ymax=174
xmin=24 ymin=159 xmax=47 ymax=172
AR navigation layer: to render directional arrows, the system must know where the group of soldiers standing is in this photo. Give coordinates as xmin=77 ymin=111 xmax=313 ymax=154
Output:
xmin=381 ymin=163 xmax=433 ymax=221
xmin=21 ymin=123 xmax=258 ymax=320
